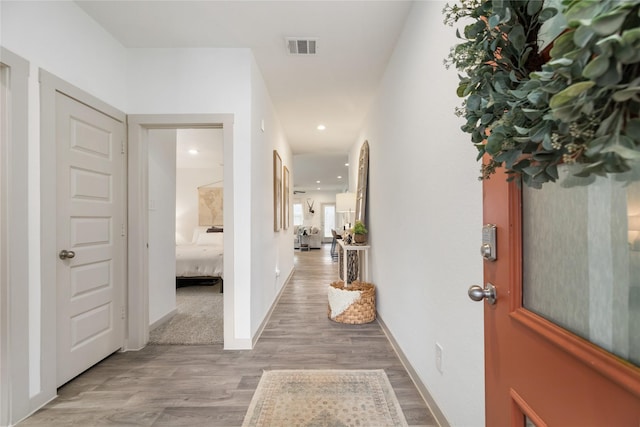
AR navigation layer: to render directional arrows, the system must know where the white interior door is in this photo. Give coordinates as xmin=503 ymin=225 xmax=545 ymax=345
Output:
xmin=56 ymin=92 xmax=126 ymax=386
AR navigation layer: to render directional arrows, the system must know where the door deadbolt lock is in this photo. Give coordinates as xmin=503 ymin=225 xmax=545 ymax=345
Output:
xmin=481 ymin=224 xmax=497 ymax=261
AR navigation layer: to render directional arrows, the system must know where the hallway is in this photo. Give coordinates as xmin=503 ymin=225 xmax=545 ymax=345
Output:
xmin=19 ymin=245 xmax=436 ymax=426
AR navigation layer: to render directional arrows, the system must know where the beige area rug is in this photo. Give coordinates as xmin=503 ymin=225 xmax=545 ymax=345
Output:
xmin=242 ymin=369 xmax=408 ymax=427
xmin=148 ymin=283 xmax=223 ymax=344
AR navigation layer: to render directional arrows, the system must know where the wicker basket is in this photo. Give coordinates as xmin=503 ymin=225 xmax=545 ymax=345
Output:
xmin=328 ymin=281 xmax=376 ymax=324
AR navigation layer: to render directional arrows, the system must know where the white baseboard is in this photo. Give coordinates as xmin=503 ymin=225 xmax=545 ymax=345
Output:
xmin=377 ymin=315 xmax=451 ymax=427
xmin=252 ymin=268 xmax=295 ymax=348
xmin=223 ymin=337 xmax=253 ymax=350
xmin=149 ymin=308 xmax=176 ymax=331
xmin=11 ymin=393 xmax=57 ymax=427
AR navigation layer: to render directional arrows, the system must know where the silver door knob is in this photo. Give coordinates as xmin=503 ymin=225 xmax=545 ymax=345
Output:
xmin=59 ymin=250 xmax=76 ymax=260
xmin=468 ymin=283 xmax=497 ymax=305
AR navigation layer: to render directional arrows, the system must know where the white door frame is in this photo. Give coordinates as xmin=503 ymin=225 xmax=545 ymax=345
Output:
xmin=127 ymin=114 xmax=235 ymax=350
xmin=39 ymin=69 xmax=127 ymax=410
xmin=0 ymin=47 xmax=30 ymax=426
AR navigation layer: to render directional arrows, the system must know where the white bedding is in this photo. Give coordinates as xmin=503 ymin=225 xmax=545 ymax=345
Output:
xmin=175 ymin=230 xmax=223 ymax=278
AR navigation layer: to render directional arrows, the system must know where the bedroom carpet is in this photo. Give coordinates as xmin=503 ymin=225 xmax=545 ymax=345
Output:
xmin=242 ymin=369 xmax=408 ymax=427
xmin=149 ymin=283 xmax=223 ymax=345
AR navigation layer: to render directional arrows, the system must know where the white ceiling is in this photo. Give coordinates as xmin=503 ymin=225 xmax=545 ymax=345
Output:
xmin=176 ymin=128 xmax=224 ymax=170
xmin=75 ymin=0 xmax=413 ymax=190
xmin=293 ymin=153 xmax=351 ymax=193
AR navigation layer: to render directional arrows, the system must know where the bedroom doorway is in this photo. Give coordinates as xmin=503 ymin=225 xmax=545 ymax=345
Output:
xmin=127 ymin=114 xmax=235 ymax=350
xmin=146 ymin=128 xmax=224 ymax=345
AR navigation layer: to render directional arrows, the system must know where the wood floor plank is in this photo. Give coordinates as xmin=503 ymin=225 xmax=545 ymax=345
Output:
xmin=19 ymin=245 xmax=437 ymax=426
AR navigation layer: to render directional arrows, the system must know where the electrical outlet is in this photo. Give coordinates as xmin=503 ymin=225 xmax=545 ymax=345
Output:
xmin=435 ymin=343 xmax=443 ymax=374
xmin=275 ymin=267 xmax=280 ymax=277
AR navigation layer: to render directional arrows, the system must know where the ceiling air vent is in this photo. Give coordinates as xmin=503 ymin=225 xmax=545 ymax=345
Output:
xmin=286 ymin=38 xmax=318 ymax=55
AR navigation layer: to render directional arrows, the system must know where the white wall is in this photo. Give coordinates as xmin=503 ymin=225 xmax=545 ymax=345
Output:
xmin=127 ymin=47 xmax=256 ymax=348
xmin=1 ymin=1 xmax=128 ymax=111
xmin=249 ymin=55 xmax=294 ymax=336
xmin=128 ymin=47 xmax=293 ymax=348
xmin=148 ymin=129 xmax=177 ymax=326
xmin=176 ymin=168 xmax=220 ymax=244
xmin=353 ymin=2 xmax=485 ymax=425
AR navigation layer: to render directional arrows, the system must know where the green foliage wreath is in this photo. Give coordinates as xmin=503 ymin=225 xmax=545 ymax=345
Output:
xmin=444 ymin=0 xmax=640 ymax=188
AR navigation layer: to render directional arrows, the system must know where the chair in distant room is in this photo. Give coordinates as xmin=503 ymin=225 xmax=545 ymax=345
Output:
xmin=330 ymin=229 xmax=341 ymax=261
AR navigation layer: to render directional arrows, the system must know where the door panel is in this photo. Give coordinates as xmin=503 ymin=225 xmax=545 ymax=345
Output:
xmin=522 ymin=174 xmax=638 ymax=365
xmin=56 ymin=93 xmax=125 ymax=386
xmin=482 ymin=164 xmax=640 ymax=426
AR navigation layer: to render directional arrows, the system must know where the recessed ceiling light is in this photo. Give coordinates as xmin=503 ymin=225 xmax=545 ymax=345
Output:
xmin=317 ymin=187 xmax=321 ymax=190
xmin=188 ymin=149 xmax=199 ymax=155
xmin=345 ymin=163 xmax=349 ymax=166
xmin=337 ymin=176 xmax=342 ymax=179
xmin=317 ymin=124 xmax=326 ymax=131
xmin=316 ymin=180 xmax=321 ymax=184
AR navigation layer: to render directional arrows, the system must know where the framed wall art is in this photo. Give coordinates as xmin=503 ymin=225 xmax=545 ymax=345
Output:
xmin=355 ymin=140 xmax=369 ymax=225
xmin=283 ymin=165 xmax=290 ymax=230
xmin=198 ymin=187 xmax=223 ymax=226
xmin=273 ymin=150 xmax=282 ymax=231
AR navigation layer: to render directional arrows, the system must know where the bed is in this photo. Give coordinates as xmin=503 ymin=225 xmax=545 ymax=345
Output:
xmin=175 ymin=227 xmax=223 ymax=289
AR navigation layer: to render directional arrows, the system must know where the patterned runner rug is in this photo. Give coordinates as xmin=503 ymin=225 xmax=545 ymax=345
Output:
xmin=242 ymin=369 xmax=408 ymax=427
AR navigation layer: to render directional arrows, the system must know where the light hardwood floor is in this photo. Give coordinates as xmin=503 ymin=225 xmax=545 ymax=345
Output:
xmin=19 ymin=245 xmax=437 ymax=426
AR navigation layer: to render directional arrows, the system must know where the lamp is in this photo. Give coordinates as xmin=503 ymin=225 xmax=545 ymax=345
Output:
xmin=336 ymin=192 xmax=356 ymax=230
xmin=628 ymin=214 xmax=640 ymax=251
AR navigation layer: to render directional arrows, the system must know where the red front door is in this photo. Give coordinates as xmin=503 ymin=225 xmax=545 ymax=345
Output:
xmin=479 ymin=166 xmax=640 ymax=426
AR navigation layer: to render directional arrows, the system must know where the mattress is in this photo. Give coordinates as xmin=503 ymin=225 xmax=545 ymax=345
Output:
xmin=175 ymin=230 xmax=223 ymax=278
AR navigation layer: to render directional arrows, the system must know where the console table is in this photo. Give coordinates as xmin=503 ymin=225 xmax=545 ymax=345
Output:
xmin=337 ymin=239 xmax=370 ymax=285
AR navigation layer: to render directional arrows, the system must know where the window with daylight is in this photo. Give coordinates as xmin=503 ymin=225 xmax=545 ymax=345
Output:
xmin=323 ymin=204 xmax=335 ymax=238
xmin=293 ymin=203 xmax=303 ymax=226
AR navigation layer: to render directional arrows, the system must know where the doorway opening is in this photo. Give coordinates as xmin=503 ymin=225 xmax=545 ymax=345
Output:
xmin=147 ymin=128 xmax=224 ymax=345
xmin=127 ymin=114 xmax=235 ymax=350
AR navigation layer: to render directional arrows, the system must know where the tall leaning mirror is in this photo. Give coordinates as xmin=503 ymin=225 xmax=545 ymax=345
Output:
xmin=355 ymin=141 xmax=369 ymax=225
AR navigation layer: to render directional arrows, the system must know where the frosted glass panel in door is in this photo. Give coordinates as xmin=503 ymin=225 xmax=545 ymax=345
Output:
xmin=522 ymin=164 xmax=640 ymax=366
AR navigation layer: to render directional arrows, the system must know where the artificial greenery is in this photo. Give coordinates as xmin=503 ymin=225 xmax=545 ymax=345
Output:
xmin=444 ymin=0 xmax=640 ymax=188
xmin=352 ymin=220 xmax=368 ymax=235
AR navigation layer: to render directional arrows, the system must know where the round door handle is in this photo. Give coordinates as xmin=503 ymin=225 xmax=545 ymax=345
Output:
xmin=59 ymin=250 xmax=76 ymax=260
xmin=468 ymin=283 xmax=497 ymax=305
